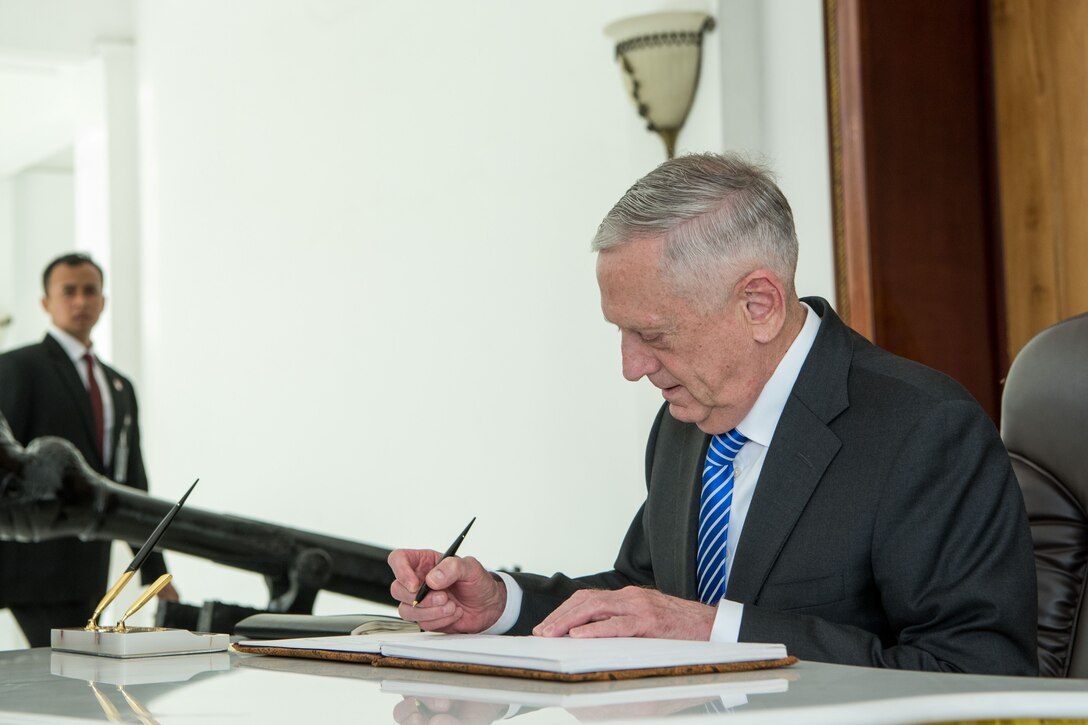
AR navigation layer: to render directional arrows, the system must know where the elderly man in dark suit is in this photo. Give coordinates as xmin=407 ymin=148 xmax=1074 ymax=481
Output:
xmin=0 ymin=253 xmax=178 ymax=647
xmin=387 ymin=154 xmax=1038 ymax=675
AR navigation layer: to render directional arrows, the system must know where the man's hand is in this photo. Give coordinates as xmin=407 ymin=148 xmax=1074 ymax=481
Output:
xmin=388 ymin=549 xmax=506 ymax=633
xmin=156 ymin=582 xmax=180 ymax=601
xmin=533 ymin=586 xmax=716 ymax=640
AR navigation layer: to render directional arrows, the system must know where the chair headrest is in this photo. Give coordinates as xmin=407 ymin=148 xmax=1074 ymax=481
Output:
xmin=1002 ymin=312 xmax=1088 ymax=507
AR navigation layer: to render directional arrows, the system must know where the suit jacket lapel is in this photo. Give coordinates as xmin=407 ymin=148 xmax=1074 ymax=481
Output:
xmin=647 ymin=414 xmax=709 ymax=599
xmin=727 ymin=405 xmax=840 ymax=602
xmin=726 ymin=297 xmax=853 ymax=603
xmin=43 ymin=335 xmax=101 ymax=465
xmin=676 ymin=428 xmax=709 ymax=599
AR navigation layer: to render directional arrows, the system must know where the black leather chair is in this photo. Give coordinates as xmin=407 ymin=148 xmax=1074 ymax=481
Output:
xmin=1001 ymin=312 xmax=1088 ymax=677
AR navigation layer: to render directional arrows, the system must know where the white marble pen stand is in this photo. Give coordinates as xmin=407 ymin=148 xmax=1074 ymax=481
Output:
xmin=51 ymin=627 xmax=229 ymax=658
xmin=51 ymin=650 xmax=231 ymax=684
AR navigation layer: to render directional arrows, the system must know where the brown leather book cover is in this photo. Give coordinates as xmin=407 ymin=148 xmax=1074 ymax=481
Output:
xmin=231 ymin=642 xmax=797 ymax=682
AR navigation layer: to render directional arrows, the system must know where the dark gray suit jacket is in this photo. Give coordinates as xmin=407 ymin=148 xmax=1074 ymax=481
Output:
xmin=510 ymin=298 xmax=1037 ymax=675
xmin=0 ymin=334 xmax=167 ymax=605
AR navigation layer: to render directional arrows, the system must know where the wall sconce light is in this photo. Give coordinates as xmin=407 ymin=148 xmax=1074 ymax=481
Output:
xmin=605 ymin=11 xmax=715 ymax=159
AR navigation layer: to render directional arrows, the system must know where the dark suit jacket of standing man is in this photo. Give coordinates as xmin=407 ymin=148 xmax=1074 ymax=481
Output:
xmin=508 ymin=297 xmax=1038 ymax=675
xmin=0 ymin=333 xmax=168 ymax=632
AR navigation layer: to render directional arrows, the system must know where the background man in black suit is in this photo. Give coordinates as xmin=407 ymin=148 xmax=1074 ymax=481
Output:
xmin=0 ymin=253 xmax=178 ymax=647
xmin=387 ymin=154 xmax=1037 ymax=675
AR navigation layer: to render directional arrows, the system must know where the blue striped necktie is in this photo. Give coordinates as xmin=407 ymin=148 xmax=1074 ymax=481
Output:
xmin=697 ymin=429 xmax=748 ymax=604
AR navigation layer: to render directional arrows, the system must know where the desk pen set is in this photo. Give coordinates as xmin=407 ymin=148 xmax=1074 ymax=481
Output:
xmin=50 ymin=480 xmax=230 ymax=658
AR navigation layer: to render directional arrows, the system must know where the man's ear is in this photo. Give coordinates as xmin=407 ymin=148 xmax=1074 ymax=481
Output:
xmin=739 ymin=271 xmax=786 ymax=343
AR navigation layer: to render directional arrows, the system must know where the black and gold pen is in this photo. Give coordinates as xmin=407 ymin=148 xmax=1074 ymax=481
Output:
xmin=412 ymin=517 xmax=475 ymax=607
xmin=85 ymin=479 xmax=198 ymax=631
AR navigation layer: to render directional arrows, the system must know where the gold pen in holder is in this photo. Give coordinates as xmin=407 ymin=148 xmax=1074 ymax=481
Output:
xmin=114 ymin=573 xmax=173 ymax=633
xmin=86 ymin=570 xmax=137 ymax=632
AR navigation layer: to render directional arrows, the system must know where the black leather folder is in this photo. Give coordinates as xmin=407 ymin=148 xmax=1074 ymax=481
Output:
xmin=233 ymin=613 xmax=418 ymax=639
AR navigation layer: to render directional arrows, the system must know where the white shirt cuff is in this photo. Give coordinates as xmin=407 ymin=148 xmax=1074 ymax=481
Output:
xmin=710 ymin=599 xmax=743 ymax=642
xmin=479 ymin=571 xmax=523 ymax=635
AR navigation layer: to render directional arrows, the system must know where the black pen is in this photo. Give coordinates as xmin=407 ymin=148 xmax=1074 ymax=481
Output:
xmin=85 ymin=479 xmax=199 ymax=630
xmin=412 ymin=516 xmax=475 ymax=607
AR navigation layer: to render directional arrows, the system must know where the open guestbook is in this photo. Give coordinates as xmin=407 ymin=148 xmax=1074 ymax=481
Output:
xmin=233 ymin=632 xmax=796 ymax=682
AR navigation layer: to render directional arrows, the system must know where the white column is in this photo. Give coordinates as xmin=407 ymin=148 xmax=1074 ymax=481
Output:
xmin=98 ymin=40 xmax=142 ymax=379
xmin=72 ymin=55 xmax=112 ymax=356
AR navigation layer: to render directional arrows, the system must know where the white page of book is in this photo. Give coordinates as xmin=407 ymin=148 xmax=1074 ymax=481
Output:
xmin=379 ymin=636 xmax=787 ymax=674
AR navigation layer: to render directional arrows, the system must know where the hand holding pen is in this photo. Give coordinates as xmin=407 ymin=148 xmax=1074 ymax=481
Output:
xmin=413 ymin=517 xmax=475 ymax=606
xmin=387 ymin=517 xmax=508 ymax=634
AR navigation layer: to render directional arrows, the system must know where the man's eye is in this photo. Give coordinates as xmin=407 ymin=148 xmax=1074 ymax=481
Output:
xmin=640 ymin=333 xmax=663 ymax=344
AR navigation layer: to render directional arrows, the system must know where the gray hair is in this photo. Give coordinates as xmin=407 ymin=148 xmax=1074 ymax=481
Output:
xmin=591 ymin=153 xmax=799 ymax=305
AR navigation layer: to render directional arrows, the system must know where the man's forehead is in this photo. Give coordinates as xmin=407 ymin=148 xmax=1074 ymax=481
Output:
xmin=599 ymin=273 xmax=675 ymax=330
xmin=50 ymin=264 xmax=102 ymax=288
xmin=599 ymin=237 xmax=701 ymax=326
xmin=603 ymin=306 xmax=671 ymax=331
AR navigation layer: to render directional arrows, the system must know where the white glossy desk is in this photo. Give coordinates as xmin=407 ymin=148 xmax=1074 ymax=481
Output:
xmin=1 ymin=647 xmax=1087 ymax=724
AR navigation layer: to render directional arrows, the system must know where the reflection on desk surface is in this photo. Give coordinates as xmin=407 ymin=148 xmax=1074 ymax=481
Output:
xmin=3 ymin=647 xmax=1088 ymax=725
xmin=238 ymin=653 xmax=795 ymax=720
xmin=377 ymin=666 xmax=792 ymax=707
xmin=51 ymin=650 xmax=231 ymax=686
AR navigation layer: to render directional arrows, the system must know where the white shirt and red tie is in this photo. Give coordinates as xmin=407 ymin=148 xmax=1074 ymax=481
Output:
xmin=47 ymin=326 xmax=115 ymax=468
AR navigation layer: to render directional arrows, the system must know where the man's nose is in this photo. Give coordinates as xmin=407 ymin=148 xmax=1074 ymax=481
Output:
xmin=620 ymin=332 xmax=661 ymax=382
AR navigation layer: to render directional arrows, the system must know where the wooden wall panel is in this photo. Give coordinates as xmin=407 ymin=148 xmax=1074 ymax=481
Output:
xmin=825 ymin=0 xmax=874 ymax=339
xmin=827 ymin=0 xmax=1007 ymax=421
xmin=991 ymin=0 xmax=1088 ymax=363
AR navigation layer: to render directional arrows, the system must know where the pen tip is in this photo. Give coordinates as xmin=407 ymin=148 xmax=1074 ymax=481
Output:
xmin=178 ymin=479 xmax=199 ymax=505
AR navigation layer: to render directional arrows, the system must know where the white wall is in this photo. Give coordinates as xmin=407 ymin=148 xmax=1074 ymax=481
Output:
xmin=719 ymin=0 xmax=834 ymax=303
xmin=5 ymin=168 xmax=75 ymax=348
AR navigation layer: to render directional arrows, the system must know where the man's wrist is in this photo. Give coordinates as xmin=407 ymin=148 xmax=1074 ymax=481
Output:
xmin=710 ymin=599 xmax=743 ymax=642
xmin=479 ymin=571 xmax=522 ymax=634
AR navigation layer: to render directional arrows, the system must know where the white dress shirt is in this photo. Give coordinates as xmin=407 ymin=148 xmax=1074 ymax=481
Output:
xmin=48 ymin=326 xmax=116 ymax=467
xmin=484 ymin=302 xmax=822 ymax=639
xmin=710 ymin=301 xmax=820 ymax=641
